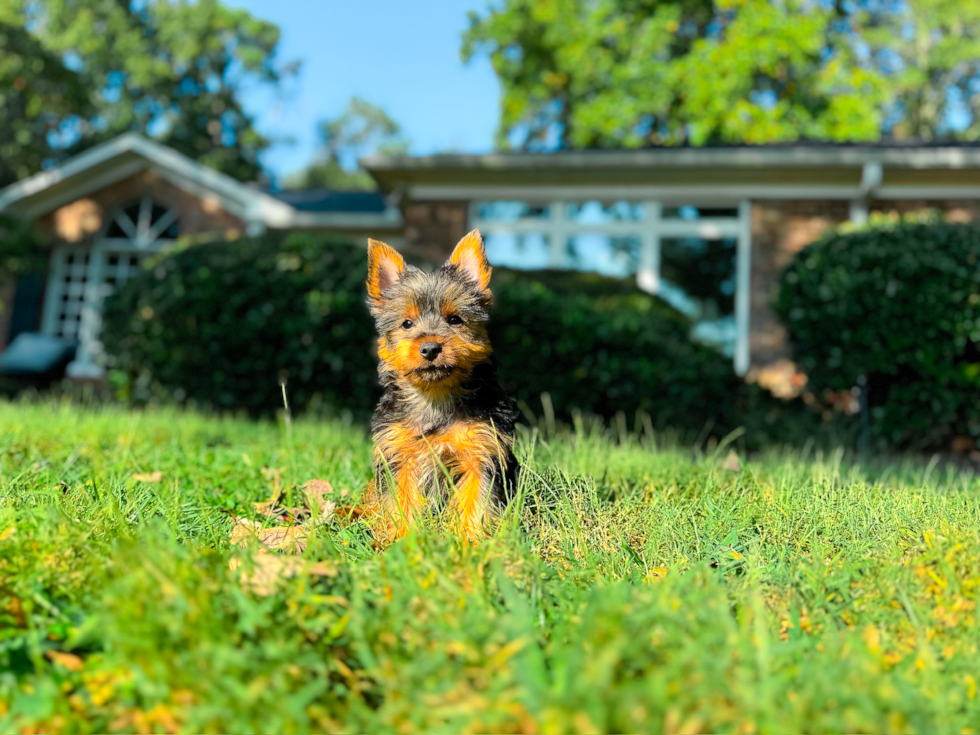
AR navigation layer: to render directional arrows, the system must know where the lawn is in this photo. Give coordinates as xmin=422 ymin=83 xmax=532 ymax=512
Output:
xmin=1 ymin=399 xmax=978 ymax=734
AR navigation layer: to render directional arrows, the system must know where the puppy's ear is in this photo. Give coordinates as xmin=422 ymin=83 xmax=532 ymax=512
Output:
xmin=367 ymin=239 xmax=405 ymax=303
xmin=448 ymin=229 xmax=491 ymax=293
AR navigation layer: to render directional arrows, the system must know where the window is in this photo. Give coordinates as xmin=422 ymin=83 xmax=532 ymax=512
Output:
xmin=42 ymin=196 xmax=179 ymax=378
xmin=471 ymin=199 xmax=750 ymax=372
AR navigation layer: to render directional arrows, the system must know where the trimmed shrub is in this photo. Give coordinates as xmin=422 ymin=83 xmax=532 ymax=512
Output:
xmin=489 ymin=269 xmax=743 ymax=431
xmin=102 ymin=233 xmax=378 ymax=417
xmin=0 ymin=212 xmax=45 ymax=277
xmin=103 ymin=233 xmax=776 ymax=437
xmin=774 ymin=218 xmax=980 ymax=450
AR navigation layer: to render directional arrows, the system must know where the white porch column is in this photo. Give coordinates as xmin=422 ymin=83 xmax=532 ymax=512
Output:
xmin=734 ymin=200 xmax=752 ymax=377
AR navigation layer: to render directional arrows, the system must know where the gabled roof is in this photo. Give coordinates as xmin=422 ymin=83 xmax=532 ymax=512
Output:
xmin=0 ymin=133 xmax=402 ymax=232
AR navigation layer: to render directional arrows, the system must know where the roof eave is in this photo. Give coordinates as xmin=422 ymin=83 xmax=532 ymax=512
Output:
xmin=362 ymin=145 xmax=980 ymax=176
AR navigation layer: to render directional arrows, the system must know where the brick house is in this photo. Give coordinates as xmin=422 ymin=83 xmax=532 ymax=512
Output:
xmin=2 ymin=133 xmax=980 ymax=386
xmin=0 ymin=134 xmax=402 ymax=378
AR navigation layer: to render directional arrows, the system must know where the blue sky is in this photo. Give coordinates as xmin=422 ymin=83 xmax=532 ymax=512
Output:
xmin=226 ymin=0 xmax=501 ymax=183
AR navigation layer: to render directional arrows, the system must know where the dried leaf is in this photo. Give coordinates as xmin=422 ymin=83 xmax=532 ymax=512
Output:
xmin=720 ymin=450 xmax=741 ymax=472
xmin=229 ymin=518 xmax=262 ymax=547
xmin=132 ymin=471 xmax=163 ymax=483
xmin=257 ymin=525 xmax=308 ymax=553
xmin=229 ymin=518 xmax=308 ymax=553
xmin=46 ymin=650 xmax=84 ymax=671
xmin=302 ymin=478 xmax=335 ymax=514
xmin=229 ymin=555 xmax=337 ymax=596
xmin=252 ymin=499 xmax=280 ymax=517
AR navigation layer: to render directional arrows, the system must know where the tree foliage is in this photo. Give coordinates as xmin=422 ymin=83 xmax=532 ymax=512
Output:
xmin=286 ymin=98 xmax=410 ymax=191
xmin=0 ymin=0 xmax=291 ymax=187
xmin=0 ymin=20 xmax=93 ymax=185
xmin=863 ymin=0 xmax=980 ymax=140
xmin=463 ymin=0 xmax=979 ymax=149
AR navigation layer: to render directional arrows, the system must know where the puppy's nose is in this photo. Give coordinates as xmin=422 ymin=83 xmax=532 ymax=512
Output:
xmin=419 ymin=342 xmax=442 ymax=362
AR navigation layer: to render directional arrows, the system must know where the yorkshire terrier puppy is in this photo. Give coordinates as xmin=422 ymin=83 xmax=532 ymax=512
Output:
xmin=361 ymin=230 xmax=518 ymax=542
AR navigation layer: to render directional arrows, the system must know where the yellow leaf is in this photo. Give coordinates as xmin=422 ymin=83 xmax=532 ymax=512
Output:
xmin=46 ymin=650 xmax=84 ymax=671
xmin=0 ymin=525 xmax=14 ymax=542
xmin=862 ymin=624 xmax=881 ymax=654
xmin=132 ymin=471 xmax=163 ymax=483
xmin=926 ymin=568 xmax=948 ymax=589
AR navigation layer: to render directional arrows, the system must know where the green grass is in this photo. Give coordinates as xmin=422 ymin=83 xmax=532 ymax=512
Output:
xmin=1 ymin=398 xmax=979 ymax=733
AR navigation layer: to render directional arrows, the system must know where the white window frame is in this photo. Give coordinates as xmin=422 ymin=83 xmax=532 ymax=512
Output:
xmin=470 ymin=197 xmax=752 ymax=375
xmin=42 ymin=196 xmax=179 ymax=378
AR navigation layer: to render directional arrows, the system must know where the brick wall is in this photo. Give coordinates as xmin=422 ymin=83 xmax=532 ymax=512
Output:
xmin=749 ymin=200 xmax=851 ymax=369
xmin=36 ymin=169 xmax=245 ymax=246
xmin=401 ymin=201 xmax=470 ymax=264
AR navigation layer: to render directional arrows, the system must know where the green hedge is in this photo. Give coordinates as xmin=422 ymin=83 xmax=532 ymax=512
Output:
xmin=102 ymin=234 xmax=378 ymax=418
xmin=489 ymin=269 xmax=742 ymax=431
xmin=0 ymin=212 xmax=44 ymax=277
xmin=774 ymin=218 xmax=980 ymax=450
xmin=103 ymin=233 xmax=775 ymax=436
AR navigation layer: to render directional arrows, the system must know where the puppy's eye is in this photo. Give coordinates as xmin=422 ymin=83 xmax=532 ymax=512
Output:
xmin=401 ymin=319 xmax=414 ymax=330
xmin=446 ymin=315 xmax=463 ymax=326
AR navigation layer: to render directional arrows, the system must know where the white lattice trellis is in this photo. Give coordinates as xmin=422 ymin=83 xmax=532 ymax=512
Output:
xmin=42 ymin=196 xmax=179 ymax=378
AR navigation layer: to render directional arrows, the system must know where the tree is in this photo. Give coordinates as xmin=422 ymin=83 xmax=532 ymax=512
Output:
xmin=861 ymin=0 xmax=980 ymax=140
xmin=286 ymin=98 xmax=410 ymax=191
xmin=462 ymin=0 xmax=979 ymax=149
xmin=0 ymin=21 xmax=93 ymax=185
xmin=0 ymin=0 xmax=291 ymax=187
xmin=671 ymin=1 xmax=886 ymax=145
